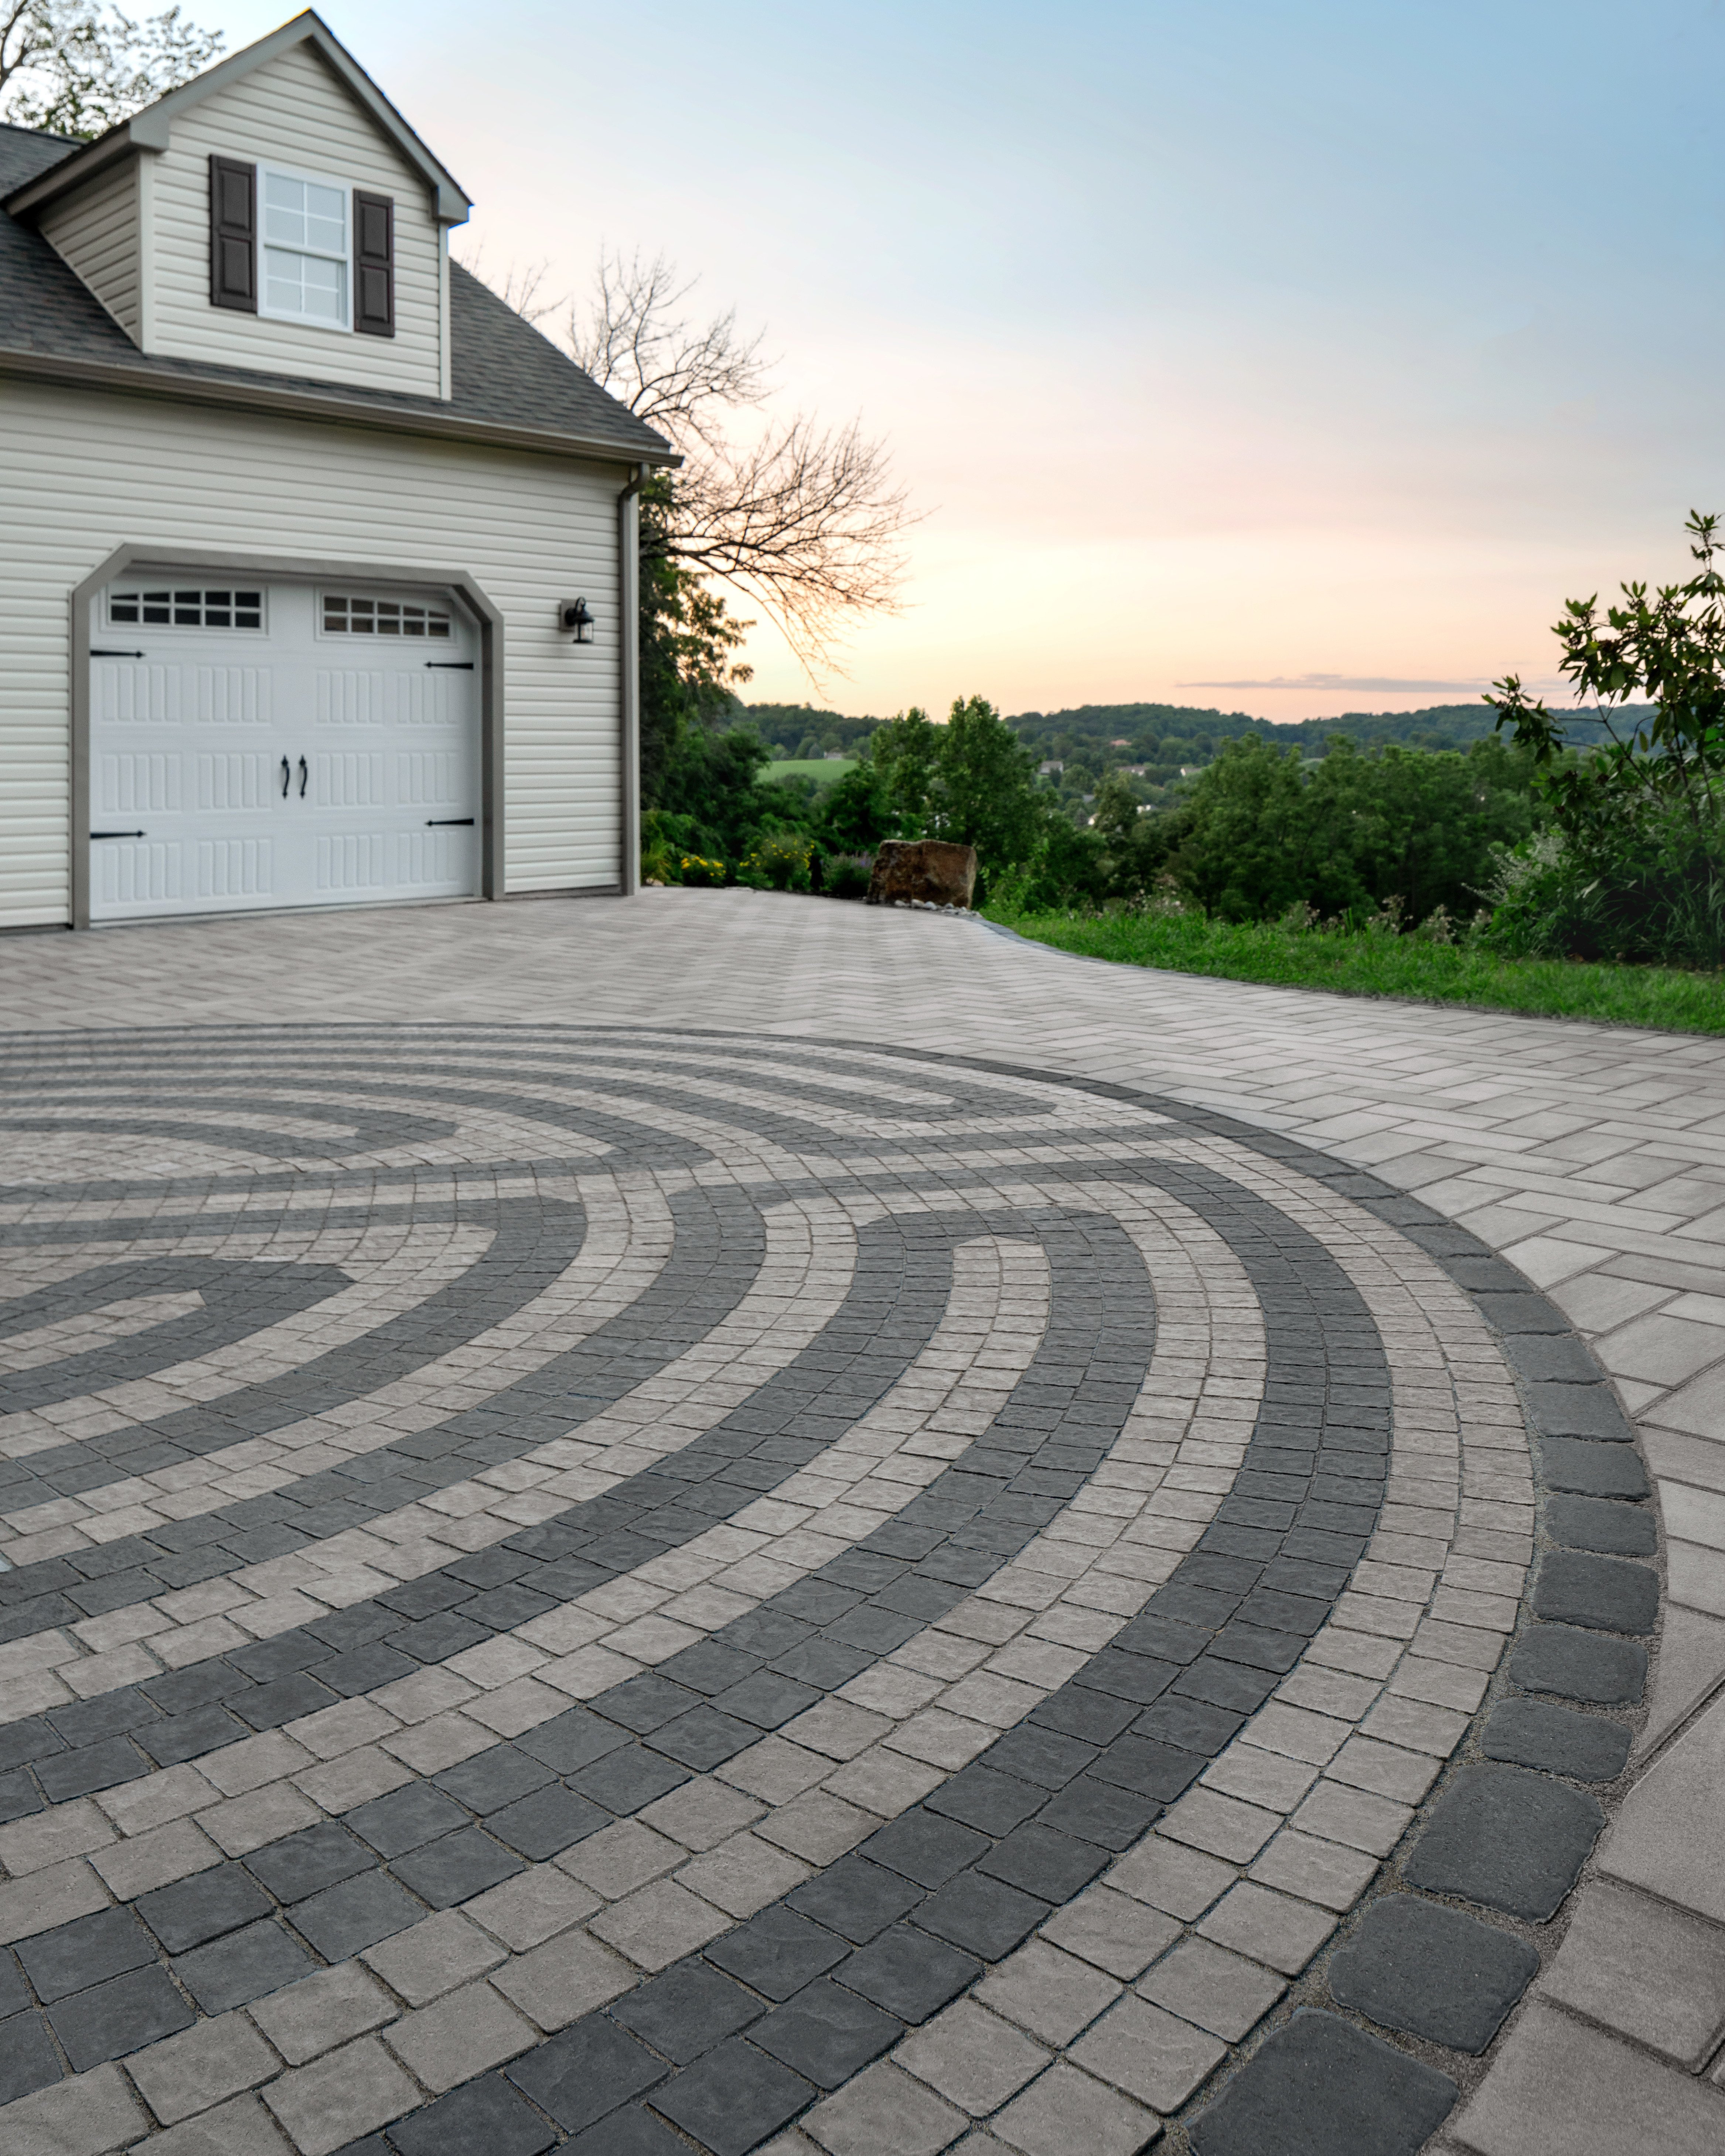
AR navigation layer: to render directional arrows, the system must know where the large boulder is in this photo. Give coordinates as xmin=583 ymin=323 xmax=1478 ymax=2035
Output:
xmin=866 ymin=839 xmax=978 ymax=909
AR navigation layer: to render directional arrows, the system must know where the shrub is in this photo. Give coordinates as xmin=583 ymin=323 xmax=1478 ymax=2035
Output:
xmin=738 ymin=833 xmax=813 ymax=893
xmin=821 ymin=852 xmax=874 ymax=900
xmin=679 ymin=854 xmax=729 ymax=887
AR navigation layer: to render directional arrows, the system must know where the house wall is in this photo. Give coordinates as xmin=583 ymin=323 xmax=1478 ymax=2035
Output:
xmin=0 ymin=377 xmax=625 ymax=928
xmin=148 ymin=41 xmax=445 ymax=397
xmin=38 ymin=160 xmax=140 ymax=341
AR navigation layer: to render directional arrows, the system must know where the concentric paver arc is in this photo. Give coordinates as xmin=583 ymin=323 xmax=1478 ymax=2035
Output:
xmin=0 ymin=1015 xmax=1671 ymax=2155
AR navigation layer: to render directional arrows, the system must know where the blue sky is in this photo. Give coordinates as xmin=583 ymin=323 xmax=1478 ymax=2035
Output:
xmin=215 ymin=2 xmax=1725 ymax=717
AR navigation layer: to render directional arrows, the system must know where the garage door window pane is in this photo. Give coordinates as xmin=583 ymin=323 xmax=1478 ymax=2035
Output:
xmin=322 ymin=594 xmax=453 ymax=638
xmin=108 ymin=589 xmax=263 ymax=630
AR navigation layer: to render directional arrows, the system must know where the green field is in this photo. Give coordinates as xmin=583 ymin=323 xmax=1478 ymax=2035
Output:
xmin=986 ymin=908 xmax=1725 ymax=1035
xmin=765 ymin=757 xmax=857 ymax=784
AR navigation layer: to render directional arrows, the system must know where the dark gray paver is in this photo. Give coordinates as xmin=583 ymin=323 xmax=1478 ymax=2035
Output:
xmin=1510 ymin=1624 xmax=1648 ymax=1704
xmin=0 ymin=2009 xmax=64 ymax=2102
xmin=173 ymin=1919 xmax=317 ymax=2012
xmin=1533 ymin=1552 xmax=1659 ymax=1635
xmin=649 ymin=2037 xmax=817 ymax=2156
xmin=1546 ymin=1495 xmax=1656 ymax=1556
xmin=706 ymin=1908 xmax=850 ymax=2000
xmin=47 ymin=1965 xmax=194 ymax=2070
xmin=612 ymin=1961 xmax=764 ymax=2062
xmin=505 ymin=2016 xmax=667 ymax=2133
xmin=836 ymin=1925 xmax=981 ymax=2023
xmin=386 ymin=2073 xmax=556 ymax=2156
xmin=18 ymin=1907 xmax=154 ymax=2001
xmin=750 ymin=1978 xmax=901 ymax=2087
xmin=1189 ymin=2009 xmax=1457 ymax=2154
xmin=1535 ymin=1437 xmax=1650 ymax=1500
xmin=1327 ymin=1895 xmax=1538 ymax=2053
xmin=1481 ymin=1699 xmax=1633 ymax=1783
xmin=1404 ymin=1766 xmax=1605 ymax=1920
xmin=136 ymin=1863 xmax=273 ymax=1952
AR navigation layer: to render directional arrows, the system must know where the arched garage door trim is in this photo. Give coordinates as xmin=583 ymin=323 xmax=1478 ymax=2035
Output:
xmin=68 ymin=544 xmax=506 ymax=930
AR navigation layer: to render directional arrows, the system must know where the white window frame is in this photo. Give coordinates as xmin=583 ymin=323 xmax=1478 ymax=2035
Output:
xmin=257 ymin=161 xmax=352 ymax=334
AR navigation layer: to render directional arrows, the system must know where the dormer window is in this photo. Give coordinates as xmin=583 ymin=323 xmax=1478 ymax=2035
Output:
xmin=262 ymin=166 xmax=350 ymax=329
xmin=207 ymin=158 xmax=396 ymax=337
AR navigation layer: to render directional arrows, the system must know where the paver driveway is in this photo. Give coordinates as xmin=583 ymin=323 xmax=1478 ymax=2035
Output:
xmin=0 ymin=888 xmax=1722 ymax=2156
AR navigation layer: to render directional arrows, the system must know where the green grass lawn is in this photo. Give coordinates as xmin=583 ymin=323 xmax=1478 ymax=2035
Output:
xmin=765 ymin=757 xmax=857 ymax=784
xmin=986 ymin=908 xmax=1725 ymax=1035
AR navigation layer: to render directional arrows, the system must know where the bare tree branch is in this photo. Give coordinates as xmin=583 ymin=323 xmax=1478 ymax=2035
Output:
xmin=451 ymin=243 xmax=562 ymax=325
xmin=554 ymin=247 xmax=916 ymax=677
xmin=567 ymin=249 xmax=770 ymax=458
xmin=670 ymin=416 xmax=914 ymax=674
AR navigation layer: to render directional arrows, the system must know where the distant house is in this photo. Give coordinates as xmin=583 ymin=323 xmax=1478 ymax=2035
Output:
xmin=1039 ymin=759 xmax=1063 ymax=775
xmin=0 ymin=10 xmax=674 ymax=930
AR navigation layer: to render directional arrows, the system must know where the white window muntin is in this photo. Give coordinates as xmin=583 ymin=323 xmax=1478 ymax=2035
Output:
xmin=259 ymin=163 xmax=351 ymax=331
xmin=108 ymin=587 xmax=265 ymax=631
xmin=319 ymin=592 xmax=454 ymax=640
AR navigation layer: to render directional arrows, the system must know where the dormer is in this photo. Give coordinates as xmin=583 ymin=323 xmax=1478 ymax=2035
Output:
xmin=3 ymin=10 xmax=471 ymax=400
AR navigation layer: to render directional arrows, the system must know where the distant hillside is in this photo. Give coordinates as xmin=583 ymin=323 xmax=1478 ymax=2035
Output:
xmin=738 ymin=697 xmax=1641 ymax=780
xmin=1006 ymin=701 xmax=1630 ymax=761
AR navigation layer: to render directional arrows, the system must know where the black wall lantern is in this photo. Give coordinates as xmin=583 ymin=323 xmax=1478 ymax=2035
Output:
xmin=559 ymin=598 xmax=595 ymax=643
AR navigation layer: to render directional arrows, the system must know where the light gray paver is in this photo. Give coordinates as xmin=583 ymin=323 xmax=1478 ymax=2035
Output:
xmin=1535 ymin=1879 xmax=1725 ymax=2068
xmin=974 ymin=1940 xmax=1124 ymax=2044
xmin=127 ymin=2092 xmax=295 ymax=2156
xmin=988 ymin=2061 xmax=1162 ymax=2156
xmin=804 ymin=2061 xmax=968 ymax=2155
xmin=1450 ymin=2002 xmax=1725 ymax=2156
xmin=1136 ymin=1936 xmax=1286 ymax=2041
xmin=0 ymin=2065 xmax=150 ymax=2156
xmin=1039 ymin=1883 xmax=1183 ymax=1979
xmin=895 ymin=2000 xmax=1052 ymax=2114
xmin=1067 ymin=1993 xmax=1225 ymax=2113
xmin=247 ymin=1963 xmax=396 ymax=2067
xmin=359 ymin=1910 xmax=507 ymax=2006
xmin=259 ymin=2038 xmax=419 ymax=2156
xmin=379 ymin=1979 xmax=536 ymax=2092
xmin=126 ymin=2015 xmax=278 ymax=2125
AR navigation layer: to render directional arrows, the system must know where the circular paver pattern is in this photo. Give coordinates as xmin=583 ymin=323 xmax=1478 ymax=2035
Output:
xmin=0 ymin=1027 xmax=1659 ymax=2156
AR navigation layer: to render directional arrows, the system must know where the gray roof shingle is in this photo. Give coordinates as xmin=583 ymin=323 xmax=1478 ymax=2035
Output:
xmin=0 ymin=123 xmax=673 ymax=465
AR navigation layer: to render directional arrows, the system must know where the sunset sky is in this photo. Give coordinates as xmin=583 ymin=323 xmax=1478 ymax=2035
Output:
xmin=214 ymin=1 xmax=1725 ymax=720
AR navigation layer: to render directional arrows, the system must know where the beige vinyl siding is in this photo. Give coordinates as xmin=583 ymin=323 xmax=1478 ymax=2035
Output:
xmin=38 ymin=161 xmax=140 ymax=341
xmin=149 ymin=42 xmax=443 ymax=397
xmin=0 ymin=379 xmax=624 ymax=927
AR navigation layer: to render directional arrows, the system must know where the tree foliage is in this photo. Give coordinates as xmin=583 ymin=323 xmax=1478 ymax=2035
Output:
xmin=0 ymin=0 xmax=219 ymax=137
xmin=1489 ymin=510 xmax=1725 ymax=964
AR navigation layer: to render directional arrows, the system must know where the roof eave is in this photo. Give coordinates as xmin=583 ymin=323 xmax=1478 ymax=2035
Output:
xmin=4 ymin=11 xmax=473 ymax=225
xmin=0 ymin=343 xmax=680 ymax=468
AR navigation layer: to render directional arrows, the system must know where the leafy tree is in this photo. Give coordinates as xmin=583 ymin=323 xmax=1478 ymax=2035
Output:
xmin=925 ymin=696 xmax=1046 ymax=869
xmin=1148 ymin=733 xmax=1541 ymax=925
xmin=1489 ymin=509 xmax=1725 ymax=963
xmin=866 ymin=707 xmax=942 ymax=833
xmin=0 ymin=0 xmax=220 ymax=137
xmin=814 ymin=764 xmax=897 ymax=852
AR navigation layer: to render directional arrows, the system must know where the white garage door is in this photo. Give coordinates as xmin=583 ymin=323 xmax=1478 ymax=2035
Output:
xmin=88 ymin=576 xmax=481 ymax=922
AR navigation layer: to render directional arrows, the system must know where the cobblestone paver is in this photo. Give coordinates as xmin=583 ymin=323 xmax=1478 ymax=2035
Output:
xmin=0 ymin=889 xmax=1721 ymax=2153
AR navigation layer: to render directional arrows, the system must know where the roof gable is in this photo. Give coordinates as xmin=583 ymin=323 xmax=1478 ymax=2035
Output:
xmin=4 ymin=11 xmax=471 ymax=224
xmin=0 ymin=121 xmax=674 ymax=466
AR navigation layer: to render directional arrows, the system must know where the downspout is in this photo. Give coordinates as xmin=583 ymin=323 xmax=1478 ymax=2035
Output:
xmin=618 ymin=464 xmax=645 ymax=896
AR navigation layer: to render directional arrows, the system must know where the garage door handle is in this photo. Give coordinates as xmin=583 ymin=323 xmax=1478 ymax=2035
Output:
xmin=426 ymin=662 xmax=473 ymax=670
xmin=91 ymin=830 xmax=145 ymax=839
xmin=426 ymin=818 xmax=475 ymax=826
xmin=280 ymin=757 xmax=291 ymax=798
xmin=298 ymin=757 xmax=308 ymax=798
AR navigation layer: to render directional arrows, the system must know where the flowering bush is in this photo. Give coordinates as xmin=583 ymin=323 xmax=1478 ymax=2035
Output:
xmin=679 ymin=854 xmax=729 ymax=887
xmin=738 ymin=833 xmax=813 ymax=892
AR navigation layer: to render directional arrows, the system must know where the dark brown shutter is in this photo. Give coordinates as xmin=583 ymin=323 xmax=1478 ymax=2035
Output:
xmin=208 ymin=156 xmax=256 ymax=312
xmin=353 ymin=191 xmax=395 ymax=337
